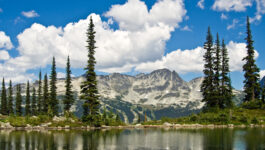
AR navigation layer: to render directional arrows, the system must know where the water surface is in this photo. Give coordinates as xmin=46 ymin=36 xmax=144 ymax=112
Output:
xmin=0 ymin=128 xmax=264 ymax=150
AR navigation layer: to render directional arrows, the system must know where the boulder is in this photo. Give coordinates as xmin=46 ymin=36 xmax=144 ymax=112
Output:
xmin=52 ymin=116 xmax=66 ymax=122
xmin=163 ymin=122 xmax=172 ymax=127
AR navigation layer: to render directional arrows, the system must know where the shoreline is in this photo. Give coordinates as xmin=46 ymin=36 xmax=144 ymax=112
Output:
xmin=0 ymin=123 xmax=264 ymax=131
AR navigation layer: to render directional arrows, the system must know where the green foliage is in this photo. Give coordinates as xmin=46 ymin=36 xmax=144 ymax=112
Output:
xmin=37 ymin=71 xmax=42 ymax=114
xmin=7 ymin=80 xmax=13 ymax=115
xmin=49 ymin=57 xmax=58 ymax=116
xmin=190 ymin=114 xmax=199 ymax=122
xmin=241 ymin=100 xmax=263 ymax=109
xmin=201 ymin=27 xmax=216 ymax=109
xmin=251 ymin=117 xmax=259 ymax=124
xmin=25 ymin=81 xmax=31 ymax=116
xmin=31 ymin=87 xmax=37 ymax=116
xmin=80 ymin=17 xmax=100 ymax=118
xmin=15 ymin=84 xmax=22 ymax=116
xmin=64 ymin=56 xmax=74 ymax=112
xmin=242 ymin=16 xmax=260 ymax=102
xmin=1 ymin=78 xmax=7 ymax=115
xmin=221 ymin=40 xmax=233 ymax=108
xmin=42 ymin=74 xmax=49 ymax=113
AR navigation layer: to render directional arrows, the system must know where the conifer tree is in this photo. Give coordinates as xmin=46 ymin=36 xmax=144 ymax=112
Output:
xmin=242 ymin=16 xmax=260 ymax=102
xmin=43 ymin=74 xmax=49 ymax=113
xmin=261 ymin=87 xmax=265 ymax=103
xmin=15 ymin=84 xmax=22 ymax=116
xmin=213 ymin=33 xmax=222 ymax=108
xmin=64 ymin=56 xmax=74 ymax=112
xmin=221 ymin=39 xmax=233 ymax=108
xmin=80 ymin=17 xmax=100 ymax=119
xmin=25 ymin=81 xmax=31 ymax=115
xmin=31 ymin=87 xmax=37 ymax=116
xmin=7 ymin=80 xmax=13 ymax=115
xmin=1 ymin=78 xmax=7 ymax=115
xmin=37 ymin=71 xmax=42 ymax=113
xmin=49 ymin=57 xmax=58 ymax=116
xmin=201 ymin=27 xmax=216 ymax=108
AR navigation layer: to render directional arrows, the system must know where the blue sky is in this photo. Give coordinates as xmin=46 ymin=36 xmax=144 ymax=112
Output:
xmin=0 ymin=0 xmax=265 ymax=90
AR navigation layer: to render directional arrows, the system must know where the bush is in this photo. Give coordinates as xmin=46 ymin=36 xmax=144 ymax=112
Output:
xmin=239 ymin=115 xmax=249 ymax=124
xmin=241 ymin=100 xmax=263 ymax=109
xmin=218 ymin=113 xmax=229 ymax=123
xmin=251 ymin=117 xmax=259 ymax=124
xmin=190 ymin=114 xmax=198 ymax=122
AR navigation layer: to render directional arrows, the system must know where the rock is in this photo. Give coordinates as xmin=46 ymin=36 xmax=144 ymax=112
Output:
xmin=135 ymin=124 xmax=142 ymax=127
xmin=228 ymin=124 xmax=234 ymax=128
xmin=0 ymin=122 xmax=14 ymax=128
xmin=163 ymin=122 xmax=172 ymax=127
xmin=41 ymin=122 xmax=52 ymax=127
xmin=26 ymin=124 xmax=32 ymax=128
xmin=52 ymin=116 xmax=66 ymax=122
xmin=65 ymin=125 xmax=70 ymax=129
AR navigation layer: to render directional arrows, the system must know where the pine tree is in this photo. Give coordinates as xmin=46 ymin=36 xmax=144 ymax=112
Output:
xmin=25 ymin=81 xmax=31 ymax=115
xmin=213 ymin=33 xmax=222 ymax=108
xmin=15 ymin=84 xmax=22 ymax=116
xmin=37 ymin=71 xmax=42 ymax=113
xmin=1 ymin=78 xmax=7 ymax=115
xmin=221 ymin=39 xmax=233 ymax=108
xmin=31 ymin=87 xmax=37 ymax=116
xmin=7 ymin=80 xmax=13 ymax=115
xmin=201 ymin=27 xmax=216 ymax=109
xmin=49 ymin=57 xmax=58 ymax=116
xmin=262 ymin=87 xmax=265 ymax=103
xmin=242 ymin=16 xmax=260 ymax=102
xmin=43 ymin=74 xmax=49 ymax=113
xmin=64 ymin=56 xmax=74 ymax=112
xmin=80 ymin=17 xmax=100 ymax=119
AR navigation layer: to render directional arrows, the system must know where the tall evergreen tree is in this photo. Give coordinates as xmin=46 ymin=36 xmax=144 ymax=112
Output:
xmin=15 ymin=84 xmax=22 ymax=116
xmin=31 ymin=87 xmax=37 ymax=116
xmin=7 ymin=80 xmax=13 ymax=115
xmin=1 ymin=78 xmax=7 ymax=115
xmin=25 ymin=81 xmax=31 ymax=115
xmin=37 ymin=71 xmax=42 ymax=113
xmin=201 ymin=27 xmax=216 ymax=108
xmin=213 ymin=33 xmax=222 ymax=108
xmin=49 ymin=57 xmax=58 ymax=116
xmin=43 ymin=74 xmax=49 ymax=113
xmin=64 ymin=56 xmax=74 ymax=112
xmin=80 ymin=17 xmax=100 ymax=118
xmin=262 ymin=87 xmax=265 ymax=103
xmin=221 ymin=39 xmax=233 ymax=108
xmin=242 ymin=16 xmax=260 ymax=102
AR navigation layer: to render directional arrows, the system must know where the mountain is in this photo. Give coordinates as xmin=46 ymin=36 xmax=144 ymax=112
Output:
xmin=20 ymin=69 xmax=243 ymax=123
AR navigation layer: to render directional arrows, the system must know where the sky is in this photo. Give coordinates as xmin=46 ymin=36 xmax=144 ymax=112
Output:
xmin=0 ymin=0 xmax=265 ymax=90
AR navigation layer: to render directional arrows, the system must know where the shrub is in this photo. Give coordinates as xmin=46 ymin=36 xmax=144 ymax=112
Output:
xmin=218 ymin=113 xmax=229 ymax=123
xmin=239 ymin=115 xmax=249 ymax=124
xmin=190 ymin=114 xmax=198 ymax=122
xmin=241 ymin=100 xmax=263 ymax=109
xmin=251 ymin=117 xmax=259 ymax=124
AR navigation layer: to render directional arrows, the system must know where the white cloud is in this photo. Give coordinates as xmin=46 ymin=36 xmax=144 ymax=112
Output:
xmin=221 ymin=13 xmax=228 ymax=19
xmin=57 ymin=72 xmax=66 ymax=78
xmin=212 ymin=0 xmax=252 ymax=11
xmin=0 ymin=0 xmax=187 ymax=83
xmin=135 ymin=41 xmax=258 ymax=73
xmin=0 ymin=8 xmax=3 ymax=13
xmin=105 ymin=0 xmax=186 ymax=31
xmin=197 ymin=0 xmax=205 ymax=9
xmin=260 ymin=70 xmax=265 ymax=78
xmin=227 ymin=19 xmax=239 ymax=30
xmin=0 ymin=31 xmax=13 ymax=50
xmin=181 ymin=25 xmax=192 ymax=31
xmin=21 ymin=10 xmax=39 ymax=18
xmin=0 ymin=51 xmax=10 ymax=60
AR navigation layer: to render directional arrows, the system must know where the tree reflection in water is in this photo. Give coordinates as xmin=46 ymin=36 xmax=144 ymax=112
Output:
xmin=0 ymin=128 xmax=263 ymax=150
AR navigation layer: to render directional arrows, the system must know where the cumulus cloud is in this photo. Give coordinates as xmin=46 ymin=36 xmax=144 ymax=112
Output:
xmin=0 ymin=31 xmax=13 ymax=50
xmin=260 ymin=70 xmax=265 ymax=78
xmin=227 ymin=19 xmax=239 ymax=30
xmin=0 ymin=0 xmax=187 ymax=83
xmin=22 ymin=10 xmax=39 ymax=18
xmin=135 ymin=41 xmax=258 ymax=73
xmin=212 ymin=0 xmax=252 ymax=11
xmin=197 ymin=0 xmax=205 ymax=9
xmin=221 ymin=13 xmax=228 ymax=19
xmin=0 ymin=51 xmax=10 ymax=60
xmin=181 ymin=25 xmax=192 ymax=31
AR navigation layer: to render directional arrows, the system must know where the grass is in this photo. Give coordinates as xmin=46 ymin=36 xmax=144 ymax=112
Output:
xmin=142 ymin=108 xmax=265 ymax=125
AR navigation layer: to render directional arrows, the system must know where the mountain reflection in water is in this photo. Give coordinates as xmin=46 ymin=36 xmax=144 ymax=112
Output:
xmin=0 ymin=128 xmax=264 ymax=150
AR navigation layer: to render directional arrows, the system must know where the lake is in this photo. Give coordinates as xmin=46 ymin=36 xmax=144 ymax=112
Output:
xmin=0 ymin=128 xmax=264 ymax=150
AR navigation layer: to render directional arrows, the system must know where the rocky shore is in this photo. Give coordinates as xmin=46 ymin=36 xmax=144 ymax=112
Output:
xmin=0 ymin=122 xmax=264 ymax=130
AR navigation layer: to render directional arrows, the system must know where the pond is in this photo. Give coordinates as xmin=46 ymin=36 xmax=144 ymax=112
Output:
xmin=0 ymin=128 xmax=264 ymax=150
